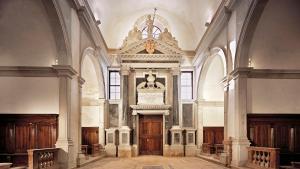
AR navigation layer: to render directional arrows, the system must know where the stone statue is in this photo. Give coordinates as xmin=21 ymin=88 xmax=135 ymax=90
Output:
xmin=159 ymin=28 xmax=178 ymax=47
xmin=146 ymin=15 xmax=154 ymax=38
xmin=121 ymin=26 xmax=142 ymax=48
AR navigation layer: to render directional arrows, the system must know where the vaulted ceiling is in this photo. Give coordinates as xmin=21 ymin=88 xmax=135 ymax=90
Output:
xmin=87 ymin=0 xmax=222 ymax=51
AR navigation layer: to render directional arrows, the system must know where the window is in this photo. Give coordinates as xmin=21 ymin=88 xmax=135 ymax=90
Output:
xmin=109 ymin=71 xmax=120 ymax=100
xmin=181 ymin=72 xmax=193 ymax=100
xmin=142 ymin=26 xmax=161 ymax=39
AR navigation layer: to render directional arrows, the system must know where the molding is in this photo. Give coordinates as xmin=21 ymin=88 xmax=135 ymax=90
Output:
xmin=119 ymin=54 xmax=182 ymax=62
xmin=130 ymin=104 xmax=171 ymax=110
xmin=198 ymin=100 xmax=224 ymax=107
xmin=0 ymin=65 xmax=78 ymax=78
xmin=230 ymin=67 xmax=300 ymax=80
xmin=0 ymin=66 xmax=57 ymax=77
xmin=52 ymin=65 xmax=77 ymax=78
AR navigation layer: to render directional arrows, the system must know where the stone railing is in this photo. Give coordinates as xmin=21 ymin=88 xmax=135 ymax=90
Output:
xmin=247 ymin=146 xmax=280 ymax=169
xmin=27 ymin=148 xmax=59 ymax=169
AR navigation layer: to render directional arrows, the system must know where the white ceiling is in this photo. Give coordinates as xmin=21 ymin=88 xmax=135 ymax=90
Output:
xmin=87 ymin=0 xmax=222 ymax=50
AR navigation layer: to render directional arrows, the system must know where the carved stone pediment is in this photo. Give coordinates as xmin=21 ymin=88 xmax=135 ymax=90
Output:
xmin=119 ymin=38 xmax=183 ymax=55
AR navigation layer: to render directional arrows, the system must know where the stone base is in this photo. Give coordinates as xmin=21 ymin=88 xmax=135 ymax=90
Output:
xmin=131 ymin=144 xmax=138 ymax=157
xmin=185 ymin=145 xmax=197 ymax=156
xmin=231 ymin=139 xmax=250 ymax=167
xmin=105 ymin=144 xmax=117 ymax=157
xmin=169 ymin=145 xmax=184 ymax=156
xmin=118 ymin=145 xmax=132 ymax=158
xmin=163 ymin=144 xmax=170 ymax=156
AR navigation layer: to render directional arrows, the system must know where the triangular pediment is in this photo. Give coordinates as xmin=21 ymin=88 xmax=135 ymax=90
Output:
xmin=118 ymin=38 xmax=183 ymax=55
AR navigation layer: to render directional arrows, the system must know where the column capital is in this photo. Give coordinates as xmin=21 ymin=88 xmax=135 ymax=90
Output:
xmin=121 ymin=66 xmax=130 ymax=75
xmin=78 ymin=76 xmax=85 ymax=88
xmin=171 ymin=67 xmax=180 ymax=76
xmin=52 ymin=65 xmax=77 ymax=79
xmin=230 ymin=67 xmax=253 ymax=80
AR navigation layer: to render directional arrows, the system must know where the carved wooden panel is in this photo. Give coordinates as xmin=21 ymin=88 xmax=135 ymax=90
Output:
xmin=0 ymin=114 xmax=58 ymax=166
xmin=203 ymin=127 xmax=224 ymax=145
xmin=247 ymin=114 xmax=300 ymax=165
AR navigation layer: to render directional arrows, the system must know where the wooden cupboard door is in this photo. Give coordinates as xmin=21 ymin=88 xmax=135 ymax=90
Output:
xmin=139 ymin=115 xmax=163 ymax=155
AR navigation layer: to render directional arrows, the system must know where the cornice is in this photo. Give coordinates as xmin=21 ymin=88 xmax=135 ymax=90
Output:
xmin=52 ymin=65 xmax=77 ymax=78
xmin=0 ymin=66 xmax=57 ymax=77
xmin=0 ymin=65 xmax=78 ymax=78
xmin=118 ymin=54 xmax=182 ymax=62
xmin=229 ymin=67 xmax=300 ymax=80
xmin=130 ymin=104 xmax=171 ymax=110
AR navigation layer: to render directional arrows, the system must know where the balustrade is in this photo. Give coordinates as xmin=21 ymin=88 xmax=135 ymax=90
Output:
xmin=247 ymin=146 xmax=280 ymax=169
xmin=27 ymin=148 xmax=59 ymax=169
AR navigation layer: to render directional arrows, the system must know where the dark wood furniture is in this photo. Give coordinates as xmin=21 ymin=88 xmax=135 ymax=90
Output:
xmin=81 ymin=127 xmax=99 ymax=155
xmin=247 ymin=114 xmax=300 ymax=165
xmin=139 ymin=115 xmax=163 ymax=155
xmin=81 ymin=145 xmax=88 ymax=156
xmin=0 ymin=114 xmax=58 ymax=167
xmin=202 ymin=127 xmax=224 ymax=155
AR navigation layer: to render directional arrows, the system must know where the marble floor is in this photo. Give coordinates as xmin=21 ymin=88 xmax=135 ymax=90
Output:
xmin=78 ymin=156 xmax=228 ymax=169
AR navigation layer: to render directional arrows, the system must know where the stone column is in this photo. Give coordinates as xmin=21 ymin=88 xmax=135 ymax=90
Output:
xmin=171 ymin=67 xmax=180 ymax=125
xmin=121 ymin=66 xmax=130 ymax=126
xmin=229 ymin=68 xmax=251 ymax=167
xmin=197 ymin=99 xmax=204 ymax=149
xmin=77 ymin=76 xmax=85 ymax=159
xmin=119 ymin=66 xmax=132 ymax=157
xmin=99 ymin=98 xmax=106 ymax=146
xmin=53 ymin=65 xmax=77 ymax=169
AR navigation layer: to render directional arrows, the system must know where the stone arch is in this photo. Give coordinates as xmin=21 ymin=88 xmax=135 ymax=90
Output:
xmin=42 ymin=0 xmax=72 ymax=65
xmin=235 ymin=0 xmax=269 ymax=68
xmin=196 ymin=47 xmax=227 ymax=148
xmin=80 ymin=47 xmax=106 ymax=99
xmin=197 ymin=47 xmax=227 ymax=100
xmin=80 ymin=47 xmax=107 ymax=146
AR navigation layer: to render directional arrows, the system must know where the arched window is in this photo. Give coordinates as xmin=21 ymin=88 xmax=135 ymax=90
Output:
xmin=142 ymin=26 xmax=161 ymax=39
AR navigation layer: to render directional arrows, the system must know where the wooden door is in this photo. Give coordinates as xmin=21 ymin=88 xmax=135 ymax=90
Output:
xmin=139 ymin=115 xmax=163 ymax=155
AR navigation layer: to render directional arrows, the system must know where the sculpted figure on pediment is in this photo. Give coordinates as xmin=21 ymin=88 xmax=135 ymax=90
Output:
xmin=121 ymin=26 xmax=142 ymax=48
xmin=159 ymin=28 xmax=179 ymax=48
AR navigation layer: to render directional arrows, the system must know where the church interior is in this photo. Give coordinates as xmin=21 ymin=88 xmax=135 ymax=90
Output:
xmin=0 ymin=0 xmax=300 ymax=169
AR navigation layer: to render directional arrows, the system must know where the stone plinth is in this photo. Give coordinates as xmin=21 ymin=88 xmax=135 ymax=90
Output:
xmin=118 ymin=126 xmax=132 ymax=158
xmin=105 ymin=128 xmax=117 ymax=157
xmin=118 ymin=145 xmax=132 ymax=158
xmin=169 ymin=145 xmax=184 ymax=156
xmin=131 ymin=144 xmax=138 ymax=157
xmin=185 ymin=145 xmax=197 ymax=156
xmin=105 ymin=144 xmax=117 ymax=157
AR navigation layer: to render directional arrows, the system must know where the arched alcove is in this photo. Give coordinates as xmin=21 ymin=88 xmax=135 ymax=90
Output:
xmin=196 ymin=50 xmax=226 ymax=148
xmin=80 ymin=48 xmax=106 ymax=148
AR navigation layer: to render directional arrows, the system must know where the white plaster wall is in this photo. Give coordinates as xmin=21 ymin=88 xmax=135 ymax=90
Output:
xmin=247 ymin=79 xmax=300 ymax=114
xmin=81 ymin=106 xmax=100 ymax=127
xmin=0 ymin=0 xmax=57 ymax=66
xmin=203 ymin=106 xmax=224 ymax=126
xmin=249 ymin=0 xmax=300 ymax=69
xmin=202 ymin=56 xmax=224 ymax=101
xmin=0 ymin=77 xmax=59 ymax=114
